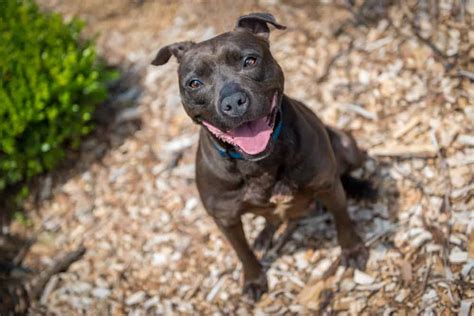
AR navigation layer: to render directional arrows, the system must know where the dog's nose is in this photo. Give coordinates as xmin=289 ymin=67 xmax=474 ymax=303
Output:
xmin=220 ymin=91 xmax=248 ymax=117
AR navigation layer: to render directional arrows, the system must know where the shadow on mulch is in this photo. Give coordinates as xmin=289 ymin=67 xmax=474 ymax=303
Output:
xmin=44 ymin=70 xmax=141 ymax=208
xmin=0 ymin=65 xmax=142 ymax=313
xmin=0 ymin=64 xmax=143 ymax=226
xmin=260 ymin=157 xmax=401 ymax=271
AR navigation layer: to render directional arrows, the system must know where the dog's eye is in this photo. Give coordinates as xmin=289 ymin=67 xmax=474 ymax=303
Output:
xmin=188 ymin=79 xmax=203 ymax=89
xmin=243 ymin=56 xmax=257 ymax=68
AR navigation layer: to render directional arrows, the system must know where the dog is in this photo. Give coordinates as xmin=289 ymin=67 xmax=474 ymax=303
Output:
xmin=152 ymin=13 xmax=375 ymax=301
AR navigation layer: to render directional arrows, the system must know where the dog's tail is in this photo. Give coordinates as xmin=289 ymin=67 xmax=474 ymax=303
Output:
xmin=341 ymin=174 xmax=377 ymax=201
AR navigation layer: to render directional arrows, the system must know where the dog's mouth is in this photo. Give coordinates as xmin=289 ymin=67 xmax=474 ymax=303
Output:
xmin=202 ymin=91 xmax=280 ymax=156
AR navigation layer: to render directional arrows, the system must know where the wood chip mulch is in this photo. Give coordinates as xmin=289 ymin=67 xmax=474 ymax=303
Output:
xmin=7 ymin=0 xmax=473 ymax=314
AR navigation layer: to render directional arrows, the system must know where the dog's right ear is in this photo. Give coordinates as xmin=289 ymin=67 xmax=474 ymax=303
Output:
xmin=151 ymin=41 xmax=195 ymax=66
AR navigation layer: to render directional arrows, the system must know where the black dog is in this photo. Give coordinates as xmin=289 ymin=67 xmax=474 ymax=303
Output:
xmin=152 ymin=13 xmax=375 ymax=301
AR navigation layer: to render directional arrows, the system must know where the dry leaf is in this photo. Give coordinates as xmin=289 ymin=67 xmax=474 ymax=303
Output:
xmin=399 ymin=259 xmax=413 ymax=285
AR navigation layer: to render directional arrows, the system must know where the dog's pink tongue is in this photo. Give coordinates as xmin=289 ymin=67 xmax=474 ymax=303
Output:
xmin=230 ymin=117 xmax=272 ymax=155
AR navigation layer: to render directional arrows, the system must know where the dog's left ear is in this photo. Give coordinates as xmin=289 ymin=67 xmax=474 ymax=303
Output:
xmin=235 ymin=12 xmax=286 ymax=40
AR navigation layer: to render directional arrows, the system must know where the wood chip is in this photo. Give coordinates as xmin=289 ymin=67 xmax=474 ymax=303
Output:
xmin=297 ymin=277 xmax=335 ymax=307
xmin=461 ymin=260 xmax=474 ymax=277
xmin=333 ymin=297 xmax=352 ymax=311
xmin=9 ymin=1 xmax=472 ymax=314
xmin=369 ymin=144 xmax=438 ymax=158
xmin=459 ymin=300 xmax=473 ymax=316
xmin=126 ymin=291 xmax=146 ymax=306
xmin=449 ymin=251 xmax=468 ymax=264
xmin=399 ymin=260 xmax=413 ymax=285
xmin=469 ymin=229 xmax=474 ymax=259
xmin=206 ymin=276 xmax=226 ymax=302
xmin=395 ymin=289 xmax=410 ymax=303
xmin=457 ymin=134 xmax=474 ymax=146
xmin=353 ymin=270 xmax=375 ymax=285
xmin=394 ymin=117 xmax=421 ymax=139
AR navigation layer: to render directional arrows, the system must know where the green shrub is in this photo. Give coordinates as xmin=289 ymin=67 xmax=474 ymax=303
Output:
xmin=0 ymin=0 xmax=116 ymax=195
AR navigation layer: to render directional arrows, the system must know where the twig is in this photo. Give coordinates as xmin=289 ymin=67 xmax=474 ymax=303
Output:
xmin=0 ymin=245 xmax=86 ymax=314
xmin=430 ymin=129 xmax=452 ymax=213
xmin=165 ymin=151 xmax=184 ymax=171
xmin=264 ymin=220 xmax=299 ymax=261
xmin=365 ymin=223 xmax=400 ymax=247
xmin=184 ymin=274 xmax=204 ymax=300
xmin=316 ymin=40 xmax=354 ymax=83
xmin=410 ymin=25 xmax=455 ymax=61
xmin=39 ymin=275 xmax=59 ymax=305
xmin=334 ymin=0 xmax=393 ymax=36
xmin=271 ymin=270 xmax=305 ymax=288
xmin=206 ymin=274 xmax=227 ymax=302
xmin=389 ymin=2 xmax=458 ymax=70
xmin=392 ymin=165 xmax=430 ymax=197
xmin=427 ymin=277 xmax=474 ymax=289
xmin=333 ymin=19 xmax=354 ymax=37
xmin=458 ymin=69 xmax=474 ymax=81
xmin=338 ymin=103 xmax=378 ymax=120
xmin=421 ymin=260 xmax=432 ymax=294
xmin=156 ymin=151 xmax=184 ymax=176
xmin=363 ymin=36 xmax=394 ymax=52
xmin=13 ymin=235 xmax=38 ymax=266
xmin=428 ymin=128 xmax=458 ymax=305
xmin=28 ymin=246 xmax=86 ymax=300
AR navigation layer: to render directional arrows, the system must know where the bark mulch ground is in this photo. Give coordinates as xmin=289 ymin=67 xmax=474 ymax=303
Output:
xmin=5 ymin=0 xmax=473 ymax=314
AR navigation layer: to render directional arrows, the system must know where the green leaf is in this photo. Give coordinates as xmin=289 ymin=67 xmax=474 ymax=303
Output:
xmin=0 ymin=0 xmax=118 ymax=207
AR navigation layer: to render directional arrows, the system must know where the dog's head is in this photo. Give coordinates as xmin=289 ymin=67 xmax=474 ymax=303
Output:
xmin=152 ymin=13 xmax=286 ymax=160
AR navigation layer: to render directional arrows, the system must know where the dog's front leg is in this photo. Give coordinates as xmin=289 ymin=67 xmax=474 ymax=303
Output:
xmin=213 ymin=217 xmax=268 ymax=301
xmin=316 ymin=179 xmax=368 ymax=269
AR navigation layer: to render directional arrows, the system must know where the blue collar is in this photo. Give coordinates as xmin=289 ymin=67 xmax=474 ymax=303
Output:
xmin=211 ymin=110 xmax=283 ymax=160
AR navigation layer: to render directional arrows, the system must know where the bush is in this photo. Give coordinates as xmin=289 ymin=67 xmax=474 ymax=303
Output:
xmin=0 ymin=0 xmax=116 ymax=196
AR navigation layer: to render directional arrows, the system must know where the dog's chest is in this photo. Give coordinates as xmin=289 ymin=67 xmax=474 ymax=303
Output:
xmin=239 ymin=168 xmax=294 ymax=201
xmin=241 ymin=175 xmax=314 ymax=220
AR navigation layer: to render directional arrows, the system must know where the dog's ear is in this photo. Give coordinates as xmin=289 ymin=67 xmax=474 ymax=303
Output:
xmin=151 ymin=41 xmax=195 ymax=66
xmin=235 ymin=12 xmax=286 ymax=40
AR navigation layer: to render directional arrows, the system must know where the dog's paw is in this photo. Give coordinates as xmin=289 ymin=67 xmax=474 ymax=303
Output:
xmin=270 ymin=193 xmax=293 ymax=204
xmin=341 ymin=242 xmax=369 ymax=270
xmin=253 ymin=223 xmax=277 ymax=252
xmin=270 ymin=181 xmax=294 ymax=204
xmin=243 ymin=273 xmax=268 ymax=302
